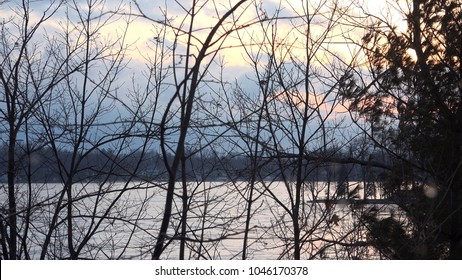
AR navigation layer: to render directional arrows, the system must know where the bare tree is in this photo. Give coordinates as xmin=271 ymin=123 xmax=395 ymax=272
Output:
xmin=1 ymin=0 xmax=69 ymax=259
xmin=130 ymin=0 xmax=252 ymax=259
xmin=35 ymin=0 xmax=134 ymax=259
xmin=0 ymin=0 xmax=152 ymax=259
xmin=213 ymin=0 xmax=372 ymax=259
xmin=2 ymin=0 xmax=428 ymax=260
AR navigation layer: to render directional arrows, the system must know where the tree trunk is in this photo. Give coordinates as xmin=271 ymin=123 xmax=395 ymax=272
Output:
xmin=7 ymin=129 xmax=17 ymax=260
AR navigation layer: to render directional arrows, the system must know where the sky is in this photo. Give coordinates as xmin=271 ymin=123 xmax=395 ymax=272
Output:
xmin=1 ymin=0 xmax=409 ymax=85
xmin=1 ymin=0 xmax=410 ymax=151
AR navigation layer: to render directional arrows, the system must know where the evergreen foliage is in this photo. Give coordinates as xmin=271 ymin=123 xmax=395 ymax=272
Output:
xmin=342 ymin=0 xmax=462 ymax=259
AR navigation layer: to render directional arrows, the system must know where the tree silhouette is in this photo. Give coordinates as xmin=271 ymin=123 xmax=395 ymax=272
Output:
xmin=341 ymin=0 xmax=462 ymax=259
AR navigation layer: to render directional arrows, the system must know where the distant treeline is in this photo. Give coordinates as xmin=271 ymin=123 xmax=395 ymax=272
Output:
xmin=0 ymin=144 xmax=389 ymax=184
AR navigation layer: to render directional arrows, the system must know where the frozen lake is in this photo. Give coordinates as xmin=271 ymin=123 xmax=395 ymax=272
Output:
xmin=6 ymin=180 xmax=399 ymax=259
